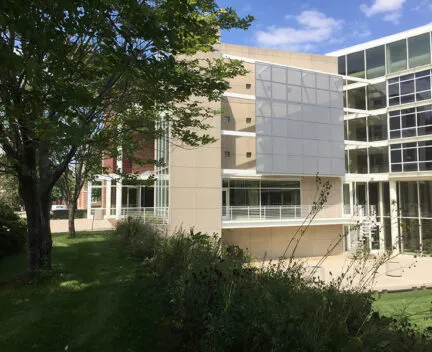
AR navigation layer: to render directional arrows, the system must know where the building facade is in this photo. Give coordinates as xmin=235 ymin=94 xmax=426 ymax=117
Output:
xmin=327 ymin=23 xmax=432 ymax=255
xmin=87 ymin=24 xmax=432 ymax=258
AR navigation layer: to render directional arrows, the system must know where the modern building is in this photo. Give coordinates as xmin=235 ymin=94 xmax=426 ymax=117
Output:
xmin=87 ymin=23 xmax=432 ymax=258
xmin=327 ymin=23 xmax=432 ymax=255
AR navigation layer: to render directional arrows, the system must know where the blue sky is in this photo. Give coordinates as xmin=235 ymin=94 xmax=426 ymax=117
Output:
xmin=219 ymin=0 xmax=432 ymax=54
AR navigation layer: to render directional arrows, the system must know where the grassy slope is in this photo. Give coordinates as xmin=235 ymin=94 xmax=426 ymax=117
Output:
xmin=374 ymin=290 xmax=432 ymax=331
xmin=0 ymin=232 xmax=172 ymax=352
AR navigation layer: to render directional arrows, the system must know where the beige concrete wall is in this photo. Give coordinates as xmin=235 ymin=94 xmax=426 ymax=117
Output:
xmin=221 ymin=97 xmax=255 ymax=132
xmin=225 ymin=62 xmax=256 ymax=96
xmin=301 ymin=176 xmax=343 ymax=219
xmin=221 ymin=44 xmax=338 ymax=74
xmin=222 ymin=225 xmax=344 ymax=259
xmin=168 ymin=48 xmax=222 ymax=236
xmin=221 ymin=135 xmax=256 ymax=169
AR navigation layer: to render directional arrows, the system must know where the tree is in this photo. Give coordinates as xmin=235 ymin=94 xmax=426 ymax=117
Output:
xmin=57 ymin=145 xmax=102 ymax=238
xmin=0 ymin=0 xmax=253 ymax=277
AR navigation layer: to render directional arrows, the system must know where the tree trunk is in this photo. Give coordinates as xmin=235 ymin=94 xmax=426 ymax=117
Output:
xmin=68 ymin=204 xmax=77 ymax=238
xmin=19 ymin=177 xmax=53 ymax=278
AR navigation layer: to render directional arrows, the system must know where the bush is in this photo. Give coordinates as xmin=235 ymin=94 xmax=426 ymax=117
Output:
xmin=0 ymin=202 xmax=27 ymax=260
xmin=113 ymin=217 xmax=163 ymax=259
xmin=114 ymin=228 xmax=432 ymax=351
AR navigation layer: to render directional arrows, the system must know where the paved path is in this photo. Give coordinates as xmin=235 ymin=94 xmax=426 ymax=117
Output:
xmin=50 ymin=219 xmax=114 ymax=233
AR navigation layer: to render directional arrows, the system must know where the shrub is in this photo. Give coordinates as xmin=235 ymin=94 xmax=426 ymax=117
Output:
xmin=113 ymin=217 xmax=163 ymax=259
xmin=50 ymin=209 xmax=86 ymax=219
xmin=0 ymin=202 xmax=27 ymax=260
xmin=150 ymin=231 xmax=432 ymax=351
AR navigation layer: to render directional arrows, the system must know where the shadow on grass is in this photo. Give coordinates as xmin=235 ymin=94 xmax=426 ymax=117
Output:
xmin=0 ymin=233 xmax=175 ymax=352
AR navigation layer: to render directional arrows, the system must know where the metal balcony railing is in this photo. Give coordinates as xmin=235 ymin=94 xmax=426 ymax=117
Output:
xmin=121 ymin=207 xmax=169 ymax=224
xmin=222 ymin=205 xmax=340 ymax=222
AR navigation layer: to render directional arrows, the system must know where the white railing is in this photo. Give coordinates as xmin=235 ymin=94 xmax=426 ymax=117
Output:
xmin=222 ymin=205 xmax=340 ymax=222
xmin=121 ymin=207 xmax=169 ymax=224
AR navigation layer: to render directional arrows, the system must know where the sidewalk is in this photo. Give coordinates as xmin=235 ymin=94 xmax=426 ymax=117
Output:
xmin=260 ymin=254 xmax=432 ymax=292
xmin=50 ymin=219 xmax=114 ymax=233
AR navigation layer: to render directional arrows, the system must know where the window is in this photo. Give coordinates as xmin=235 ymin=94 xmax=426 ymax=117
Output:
xmin=246 ymin=83 xmax=252 ymax=89
xmin=390 ymin=141 xmax=432 ymax=172
xmin=348 ymin=148 xmax=368 ymax=174
xmin=347 ymin=86 xmax=366 ymax=110
xmin=223 ymin=116 xmax=230 ymax=123
xmin=389 ymin=104 xmax=432 ymax=139
xmin=347 ymin=51 xmax=365 ymax=78
xmin=346 ymin=118 xmax=367 ymax=141
xmin=387 ymin=70 xmax=432 ymax=107
xmin=369 ymin=147 xmax=389 ymax=173
xmin=338 ymin=56 xmax=346 ymax=75
xmin=387 ymin=39 xmax=407 ymax=74
xmin=246 ymin=152 xmax=252 ymax=158
xmin=408 ymin=33 xmax=431 ymax=69
xmin=368 ymin=115 xmax=387 ymax=141
xmin=366 ymin=45 xmax=385 ymax=78
xmin=224 ymin=151 xmax=231 ymax=158
xmin=246 ymin=117 xmax=252 ymax=124
xmin=367 ymin=82 xmax=386 ymax=110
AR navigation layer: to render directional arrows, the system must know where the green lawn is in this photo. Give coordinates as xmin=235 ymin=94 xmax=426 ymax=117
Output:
xmin=0 ymin=232 xmax=172 ymax=352
xmin=374 ymin=290 xmax=432 ymax=331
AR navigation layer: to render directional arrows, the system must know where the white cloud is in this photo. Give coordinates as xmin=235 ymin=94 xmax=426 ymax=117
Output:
xmin=255 ymin=10 xmax=344 ymax=52
xmin=383 ymin=12 xmax=402 ymax=24
xmin=360 ymin=0 xmax=406 ymax=24
xmin=360 ymin=0 xmax=406 ymax=16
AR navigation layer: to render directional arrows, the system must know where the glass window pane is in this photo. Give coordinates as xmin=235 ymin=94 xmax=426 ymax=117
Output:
xmin=415 ymin=76 xmax=430 ymax=92
xmin=403 ymin=148 xmax=417 ymax=162
xmin=392 ymin=164 xmax=402 ymax=172
xmin=369 ymin=147 xmax=389 ymax=173
xmin=390 ymin=130 xmax=401 ymax=139
xmin=400 ymin=80 xmax=414 ymax=95
xmin=366 ymin=45 xmax=385 ymax=78
xmin=349 ymin=149 xmax=368 ymax=173
xmin=400 ymin=218 xmax=420 ymax=253
xmin=417 ymin=110 xmax=432 ymax=126
xmin=368 ymin=114 xmax=388 ymax=141
xmin=388 ymin=83 xmax=400 ymax=98
xmin=367 ymin=83 xmax=386 ymax=110
xmin=389 ymin=115 xmax=400 ymax=130
xmin=391 ymin=149 xmax=402 ymax=163
xmin=389 ymin=97 xmax=400 ymax=106
xmin=422 ymin=219 xmax=432 ymax=255
xmin=402 ymin=114 xmax=416 ymax=128
xmin=417 ymin=91 xmax=431 ymax=101
xmin=402 ymin=129 xmax=416 ymax=138
xmin=348 ymin=87 xmax=366 ymax=110
xmin=347 ymin=51 xmax=365 ymax=78
xmin=387 ymin=39 xmax=407 ymax=73
xmin=419 ymin=182 xmax=432 ymax=218
xmin=399 ymin=182 xmax=419 ymax=217
xmin=408 ymin=33 xmax=431 ymax=68
xmin=401 ymin=94 xmax=415 ymax=104
xmin=338 ymin=56 xmax=346 ymax=75
xmin=347 ymin=118 xmax=367 ymax=141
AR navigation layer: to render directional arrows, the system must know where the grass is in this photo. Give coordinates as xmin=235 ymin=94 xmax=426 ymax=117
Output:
xmin=1 ymin=232 xmax=431 ymax=351
xmin=374 ymin=290 xmax=432 ymax=331
xmin=0 ymin=231 xmax=172 ymax=352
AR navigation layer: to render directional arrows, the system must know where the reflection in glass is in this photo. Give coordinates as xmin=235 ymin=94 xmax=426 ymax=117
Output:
xmin=399 ymin=182 xmax=418 ymax=217
xmin=338 ymin=56 xmax=346 ymax=75
xmin=347 ymin=118 xmax=367 ymax=141
xmin=367 ymin=83 xmax=386 ymax=110
xmin=348 ymin=87 xmax=366 ymax=110
xmin=408 ymin=33 xmax=431 ymax=69
xmin=347 ymin=51 xmax=365 ymax=78
xmin=387 ymin=39 xmax=407 ymax=73
xmin=366 ymin=45 xmax=385 ymax=78
xmin=368 ymin=115 xmax=387 ymax=141
xmin=400 ymin=218 xmax=420 ymax=253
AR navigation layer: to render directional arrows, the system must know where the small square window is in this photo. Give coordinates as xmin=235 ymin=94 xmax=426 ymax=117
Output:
xmin=246 ymin=152 xmax=252 ymax=158
xmin=224 ymin=151 xmax=231 ymax=158
xmin=246 ymin=83 xmax=252 ymax=89
xmin=223 ymin=116 xmax=230 ymax=123
xmin=246 ymin=117 xmax=252 ymax=124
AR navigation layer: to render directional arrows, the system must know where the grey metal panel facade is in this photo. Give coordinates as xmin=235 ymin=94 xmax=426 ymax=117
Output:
xmin=255 ymin=62 xmax=344 ymax=176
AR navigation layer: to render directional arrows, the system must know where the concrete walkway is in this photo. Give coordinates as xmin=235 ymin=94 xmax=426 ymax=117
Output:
xmin=259 ymin=254 xmax=432 ymax=292
xmin=51 ymin=219 xmax=114 ymax=233
xmin=302 ymin=254 xmax=432 ymax=292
